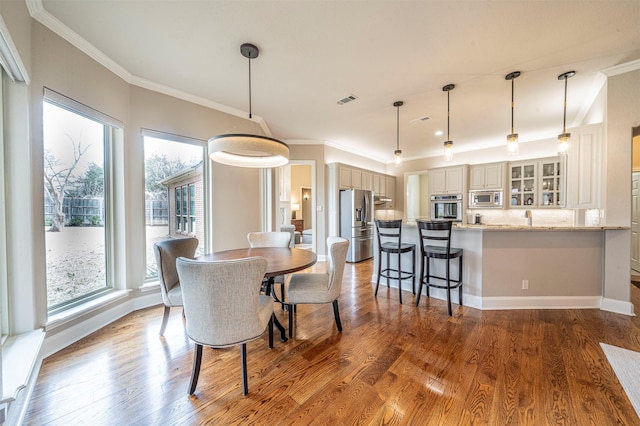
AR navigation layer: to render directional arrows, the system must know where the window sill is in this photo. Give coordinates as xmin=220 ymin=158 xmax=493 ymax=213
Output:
xmin=1 ymin=329 xmax=45 ymax=403
xmin=139 ymin=281 xmax=160 ymax=292
xmin=46 ymin=289 xmax=131 ymax=331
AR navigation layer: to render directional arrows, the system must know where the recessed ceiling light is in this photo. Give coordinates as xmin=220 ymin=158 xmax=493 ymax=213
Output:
xmin=435 ymin=130 xmax=443 ymax=136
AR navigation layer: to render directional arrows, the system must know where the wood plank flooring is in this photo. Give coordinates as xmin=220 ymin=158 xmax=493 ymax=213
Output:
xmin=25 ymin=259 xmax=640 ymax=425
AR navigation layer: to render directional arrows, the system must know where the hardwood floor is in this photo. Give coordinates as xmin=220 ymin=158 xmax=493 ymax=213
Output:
xmin=25 ymin=259 xmax=640 ymax=425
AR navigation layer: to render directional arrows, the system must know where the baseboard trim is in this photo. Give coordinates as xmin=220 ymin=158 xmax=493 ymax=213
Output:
xmin=370 ymin=275 xmax=622 ymax=312
xmin=601 ymin=297 xmax=636 ymax=316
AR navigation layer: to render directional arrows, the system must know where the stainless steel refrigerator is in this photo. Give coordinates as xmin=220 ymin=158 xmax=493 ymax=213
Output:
xmin=340 ymin=189 xmax=374 ymax=262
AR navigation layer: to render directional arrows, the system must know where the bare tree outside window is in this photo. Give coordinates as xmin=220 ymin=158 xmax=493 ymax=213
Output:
xmin=43 ymin=101 xmax=108 ymax=309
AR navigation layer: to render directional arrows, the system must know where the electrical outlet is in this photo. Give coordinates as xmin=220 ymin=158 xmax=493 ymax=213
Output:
xmin=522 ymin=279 xmax=529 ymax=290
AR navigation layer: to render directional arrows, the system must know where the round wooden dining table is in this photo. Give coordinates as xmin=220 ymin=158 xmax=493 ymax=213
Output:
xmin=197 ymin=247 xmax=317 ymax=342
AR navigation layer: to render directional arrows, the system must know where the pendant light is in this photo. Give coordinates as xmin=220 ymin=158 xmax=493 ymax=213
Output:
xmin=557 ymin=70 xmax=575 ymax=155
xmin=442 ymin=84 xmax=455 ymax=161
xmin=505 ymin=71 xmax=521 ymax=155
xmin=393 ymin=101 xmax=403 ymax=165
xmin=208 ymin=43 xmax=289 ymax=168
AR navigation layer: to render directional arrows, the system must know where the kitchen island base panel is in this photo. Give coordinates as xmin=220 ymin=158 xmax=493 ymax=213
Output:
xmin=371 ymin=224 xmax=633 ymax=314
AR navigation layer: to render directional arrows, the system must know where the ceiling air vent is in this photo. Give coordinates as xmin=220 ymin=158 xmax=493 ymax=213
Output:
xmin=336 ymin=94 xmax=358 ymax=105
xmin=410 ymin=116 xmax=431 ymax=124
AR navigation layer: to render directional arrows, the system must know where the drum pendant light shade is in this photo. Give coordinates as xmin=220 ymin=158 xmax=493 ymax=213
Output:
xmin=208 ymin=43 xmax=289 ymax=168
xmin=557 ymin=70 xmax=575 ymax=155
xmin=505 ymin=71 xmax=521 ymax=155
xmin=442 ymin=84 xmax=455 ymax=161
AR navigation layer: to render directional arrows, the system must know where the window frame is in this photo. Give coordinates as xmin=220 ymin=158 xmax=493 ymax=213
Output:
xmin=43 ymin=88 xmax=123 ymax=314
xmin=141 ymin=129 xmax=210 ymax=283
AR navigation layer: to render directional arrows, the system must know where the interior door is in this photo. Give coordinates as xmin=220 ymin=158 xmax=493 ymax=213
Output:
xmin=632 ymin=172 xmax=640 ymax=273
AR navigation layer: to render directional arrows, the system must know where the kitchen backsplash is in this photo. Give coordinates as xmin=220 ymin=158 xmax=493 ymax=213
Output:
xmin=466 ymin=208 xmax=575 ymax=226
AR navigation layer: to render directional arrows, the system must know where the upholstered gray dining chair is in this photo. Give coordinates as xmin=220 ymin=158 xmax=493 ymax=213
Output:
xmin=279 ymin=224 xmax=297 ymax=248
xmin=176 ymin=256 xmax=273 ymax=396
xmin=247 ymin=231 xmax=292 ymax=301
xmin=153 ymin=237 xmax=199 ymax=336
xmin=286 ymin=236 xmax=349 ymax=337
xmin=247 ymin=231 xmax=292 ymax=248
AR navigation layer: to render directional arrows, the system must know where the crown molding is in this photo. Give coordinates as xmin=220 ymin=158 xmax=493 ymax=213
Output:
xmin=25 ymin=0 xmax=271 ymax=136
xmin=601 ymin=59 xmax=640 ymax=77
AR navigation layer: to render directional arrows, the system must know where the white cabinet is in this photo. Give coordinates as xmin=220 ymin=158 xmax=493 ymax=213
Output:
xmin=384 ymin=176 xmax=395 ymax=208
xmin=566 ymin=124 xmax=602 ymax=209
xmin=429 ymin=166 xmax=465 ymax=195
xmin=339 ymin=166 xmax=352 ymax=189
xmin=538 ymin=158 xmax=564 ymax=208
xmin=509 ymin=157 xmax=564 ymax=208
xmin=469 ymin=162 xmax=505 ymax=190
xmin=362 ymin=171 xmax=373 ymax=191
xmin=374 ymin=174 xmax=383 ymax=195
xmin=351 ymin=169 xmax=362 ymax=189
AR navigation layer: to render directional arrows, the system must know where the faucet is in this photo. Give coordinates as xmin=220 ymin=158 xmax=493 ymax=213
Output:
xmin=524 ymin=210 xmax=532 ymax=226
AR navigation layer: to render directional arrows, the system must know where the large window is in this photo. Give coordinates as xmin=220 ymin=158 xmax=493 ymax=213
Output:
xmin=144 ymin=134 xmax=205 ymax=280
xmin=43 ymin=92 xmax=119 ymax=312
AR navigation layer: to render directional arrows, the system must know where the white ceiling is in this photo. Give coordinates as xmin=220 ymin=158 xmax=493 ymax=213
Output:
xmin=33 ymin=0 xmax=640 ymax=163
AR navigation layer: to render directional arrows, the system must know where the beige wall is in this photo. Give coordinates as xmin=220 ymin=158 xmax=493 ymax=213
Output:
xmin=633 ymin=134 xmax=640 ymax=172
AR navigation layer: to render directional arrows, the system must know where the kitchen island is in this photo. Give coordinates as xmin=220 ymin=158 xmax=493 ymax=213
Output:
xmin=372 ymin=223 xmax=633 ymax=315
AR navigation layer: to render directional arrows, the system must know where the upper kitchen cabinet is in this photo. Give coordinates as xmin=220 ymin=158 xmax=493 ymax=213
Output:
xmin=362 ymin=171 xmax=373 ymax=191
xmin=339 ymin=166 xmax=363 ymax=189
xmin=566 ymin=124 xmax=602 ymax=209
xmin=469 ymin=162 xmax=506 ymax=190
xmin=384 ymin=176 xmax=395 ymax=209
xmin=429 ymin=165 xmax=466 ymax=195
xmin=509 ymin=157 xmax=564 ymax=208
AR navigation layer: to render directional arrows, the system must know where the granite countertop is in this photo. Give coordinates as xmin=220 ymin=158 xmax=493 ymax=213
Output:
xmin=453 ymin=223 xmax=629 ymax=231
xmin=401 ymin=222 xmax=628 ymax=231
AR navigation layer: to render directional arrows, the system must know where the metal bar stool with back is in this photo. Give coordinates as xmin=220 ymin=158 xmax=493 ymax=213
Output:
xmin=374 ymin=219 xmax=416 ymax=304
xmin=415 ymin=219 xmax=464 ymax=316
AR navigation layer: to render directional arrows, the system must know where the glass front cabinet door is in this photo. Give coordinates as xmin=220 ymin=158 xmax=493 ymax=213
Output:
xmin=510 ymin=162 xmax=536 ymax=207
xmin=509 ymin=157 xmax=564 ymax=208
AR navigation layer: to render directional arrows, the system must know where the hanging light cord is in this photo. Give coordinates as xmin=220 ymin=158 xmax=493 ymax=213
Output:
xmin=396 ymin=105 xmax=400 ymax=151
xmin=561 ymin=76 xmax=568 ymax=134
xmin=510 ymin=78 xmax=515 ymax=135
xmin=447 ymin=90 xmax=451 ymax=140
xmin=248 ymin=53 xmax=253 ymax=119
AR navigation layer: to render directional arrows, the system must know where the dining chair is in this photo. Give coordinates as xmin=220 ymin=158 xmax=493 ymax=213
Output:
xmin=247 ymin=231 xmax=292 ymax=302
xmin=286 ymin=236 xmax=349 ymax=338
xmin=176 ymin=256 xmax=273 ymax=396
xmin=415 ymin=219 xmax=464 ymax=316
xmin=153 ymin=237 xmax=199 ymax=336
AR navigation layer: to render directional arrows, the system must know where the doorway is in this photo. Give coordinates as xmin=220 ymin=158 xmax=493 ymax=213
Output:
xmin=631 ymin=126 xmax=640 ymax=280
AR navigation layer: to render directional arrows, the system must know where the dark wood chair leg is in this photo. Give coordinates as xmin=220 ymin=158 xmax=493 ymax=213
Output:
xmin=241 ymin=343 xmax=248 ymax=396
xmin=386 ymin=252 xmax=391 ymax=287
xmin=188 ymin=344 xmax=203 ymax=395
xmin=268 ymin=315 xmax=274 ymax=349
xmin=397 ymin=251 xmax=403 ymax=304
xmin=332 ymin=300 xmax=342 ymax=332
xmin=288 ymin=304 xmax=294 ymax=338
xmin=459 ymin=255 xmax=463 ymax=306
xmin=416 ymin=255 xmax=424 ymax=306
xmin=412 ymin=249 xmax=416 ymax=295
xmin=159 ymin=305 xmax=171 ymax=336
xmin=375 ymin=249 xmax=382 ymax=296
xmin=425 ymin=257 xmax=431 ymax=298
xmin=446 ymin=258 xmax=452 ymax=316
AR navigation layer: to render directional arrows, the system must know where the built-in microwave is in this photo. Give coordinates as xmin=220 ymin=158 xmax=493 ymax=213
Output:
xmin=430 ymin=194 xmax=463 ymax=221
xmin=469 ymin=190 xmax=503 ymax=208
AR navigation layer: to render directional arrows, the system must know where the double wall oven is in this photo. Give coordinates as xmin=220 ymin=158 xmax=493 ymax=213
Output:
xmin=430 ymin=194 xmax=462 ymax=221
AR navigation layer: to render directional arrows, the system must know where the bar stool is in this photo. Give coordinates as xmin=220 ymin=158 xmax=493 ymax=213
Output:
xmin=374 ymin=219 xmax=416 ymax=304
xmin=415 ymin=219 xmax=463 ymax=316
